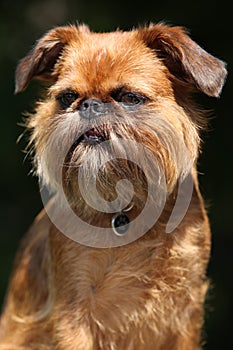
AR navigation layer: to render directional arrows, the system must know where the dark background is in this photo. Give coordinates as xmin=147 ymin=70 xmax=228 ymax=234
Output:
xmin=0 ymin=0 xmax=232 ymax=348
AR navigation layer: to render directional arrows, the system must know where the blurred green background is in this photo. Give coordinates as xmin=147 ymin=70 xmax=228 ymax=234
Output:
xmin=0 ymin=0 xmax=232 ymax=348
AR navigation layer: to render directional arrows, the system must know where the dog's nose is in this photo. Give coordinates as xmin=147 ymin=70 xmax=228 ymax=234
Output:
xmin=79 ymin=98 xmax=104 ymax=119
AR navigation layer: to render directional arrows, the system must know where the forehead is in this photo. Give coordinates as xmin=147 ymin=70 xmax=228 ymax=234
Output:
xmin=55 ymin=30 xmax=170 ymax=97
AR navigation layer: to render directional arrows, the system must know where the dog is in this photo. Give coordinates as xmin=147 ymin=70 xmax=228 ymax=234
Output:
xmin=0 ymin=23 xmax=226 ymax=349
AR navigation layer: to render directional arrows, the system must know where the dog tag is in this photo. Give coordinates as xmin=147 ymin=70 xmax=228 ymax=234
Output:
xmin=112 ymin=213 xmax=130 ymax=236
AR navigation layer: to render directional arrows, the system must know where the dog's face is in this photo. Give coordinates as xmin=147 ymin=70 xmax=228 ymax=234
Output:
xmin=16 ymin=24 xmax=226 ymax=218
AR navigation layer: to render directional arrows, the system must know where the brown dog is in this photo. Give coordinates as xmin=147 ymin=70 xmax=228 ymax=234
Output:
xmin=0 ymin=23 xmax=226 ymax=349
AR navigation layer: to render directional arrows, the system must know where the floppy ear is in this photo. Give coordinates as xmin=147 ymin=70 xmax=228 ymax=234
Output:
xmin=140 ymin=23 xmax=227 ymax=97
xmin=15 ymin=25 xmax=79 ymax=93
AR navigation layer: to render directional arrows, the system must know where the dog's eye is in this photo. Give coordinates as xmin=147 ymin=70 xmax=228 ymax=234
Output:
xmin=120 ymin=92 xmax=142 ymax=105
xmin=57 ymin=91 xmax=79 ymax=108
xmin=112 ymin=90 xmax=146 ymax=106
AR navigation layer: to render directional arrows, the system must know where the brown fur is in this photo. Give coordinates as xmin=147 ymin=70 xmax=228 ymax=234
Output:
xmin=0 ymin=23 xmax=227 ymax=349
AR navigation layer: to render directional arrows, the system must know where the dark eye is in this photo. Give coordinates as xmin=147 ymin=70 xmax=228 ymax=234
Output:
xmin=57 ymin=91 xmax=79 ymax=108
xmin=112 ymin=89 xmax=146 ymax=107
xmin=120 ymin=92 xmax=142 ymax=105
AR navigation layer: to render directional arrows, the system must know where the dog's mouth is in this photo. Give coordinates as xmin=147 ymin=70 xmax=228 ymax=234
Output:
xmin=68 ymin=127 xmax=109 ymax=157
xmin=81 ymin=128 xmax=107 ymax=144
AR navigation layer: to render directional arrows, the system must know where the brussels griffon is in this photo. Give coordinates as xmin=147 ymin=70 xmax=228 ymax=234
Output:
xmin=0 ymin=23 xmax=226 ymax=349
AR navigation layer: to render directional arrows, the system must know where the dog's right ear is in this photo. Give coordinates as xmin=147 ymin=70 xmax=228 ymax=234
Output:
xmin=15 ymin=25 xmax=80 ymax=94
xmin=140 ymin=23 xmax=227 ymax=97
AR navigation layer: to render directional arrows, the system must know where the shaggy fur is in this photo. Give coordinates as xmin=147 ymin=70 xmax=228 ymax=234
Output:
xmin=0 ymin=23 xmax=227 ymax=349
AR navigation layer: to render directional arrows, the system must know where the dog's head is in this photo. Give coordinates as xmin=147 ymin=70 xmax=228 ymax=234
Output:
xmin=16 ymin=23 xmax=226 ymax=216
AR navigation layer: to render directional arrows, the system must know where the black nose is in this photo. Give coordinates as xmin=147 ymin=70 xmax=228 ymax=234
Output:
xmin=79 ymin=98 xmax=104 ymax=119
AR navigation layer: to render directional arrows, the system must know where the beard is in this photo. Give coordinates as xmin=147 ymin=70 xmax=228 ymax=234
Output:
xmin=28 ymin=102 xmax=198 ymax=247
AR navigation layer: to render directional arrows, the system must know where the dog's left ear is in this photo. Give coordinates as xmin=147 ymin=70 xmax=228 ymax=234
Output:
xmin=140 ymin=24 xmax=227 ymax=97
xmin=15 ymin=25 xmax=80 ymax=93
